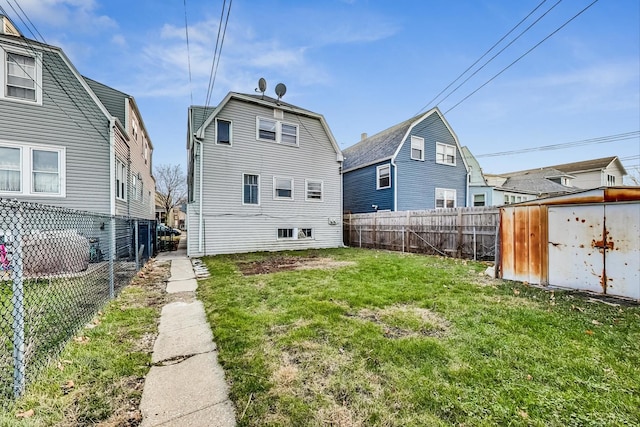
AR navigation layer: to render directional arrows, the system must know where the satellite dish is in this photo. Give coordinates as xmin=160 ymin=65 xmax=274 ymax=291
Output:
xmin=258 ymin=77 xmax=267 ymax=92
xmin=275 ymin=83 xmax=287 ymax=100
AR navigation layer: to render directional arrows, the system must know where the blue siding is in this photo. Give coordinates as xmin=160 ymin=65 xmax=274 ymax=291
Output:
xmin=396 ymin=113 xmax=467 ymax=210
xmin=343 ymin=161 xmax=394 ymax=213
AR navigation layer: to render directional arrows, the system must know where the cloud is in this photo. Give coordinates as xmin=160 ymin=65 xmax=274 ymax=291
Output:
xmin=2 ymin=0 xmax=116 ymax=33
xmin=111 ymin=34 xmax=126 ymax=47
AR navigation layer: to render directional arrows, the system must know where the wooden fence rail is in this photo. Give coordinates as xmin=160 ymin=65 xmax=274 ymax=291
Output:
xmin=343 ymin=207 xmax=500 ymax=260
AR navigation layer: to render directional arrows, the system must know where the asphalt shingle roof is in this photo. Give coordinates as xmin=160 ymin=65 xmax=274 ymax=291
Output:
xmin=500 ymin=167 xmax=576 ymax=195
xmin=548 ymin=156 xmax=617 ymax=173
xmin=342 ymin=114 xmax=422 ymax=171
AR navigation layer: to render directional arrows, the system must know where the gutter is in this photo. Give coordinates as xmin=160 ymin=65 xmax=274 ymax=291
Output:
xmin=198 ymin=139 xmax=204 ymax=254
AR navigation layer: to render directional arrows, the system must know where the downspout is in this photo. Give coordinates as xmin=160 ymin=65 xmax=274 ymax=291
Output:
xmin=391 ymin=156 xmax=398 ymax=211
xmin=109 ymin=118 xmax=116 ymax=216
xmin=466 ymin=168 xmax=471 ymax=207
xmin=198 ymin=140 xmax=204 ymax=254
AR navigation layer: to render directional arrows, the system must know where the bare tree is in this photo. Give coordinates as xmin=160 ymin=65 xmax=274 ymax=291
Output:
xmin=155 ymin=164 xmax=187 ymax=224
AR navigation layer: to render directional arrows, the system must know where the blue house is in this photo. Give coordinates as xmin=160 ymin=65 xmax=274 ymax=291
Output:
xmin=342 ymin=108 xmax=469 ymax=213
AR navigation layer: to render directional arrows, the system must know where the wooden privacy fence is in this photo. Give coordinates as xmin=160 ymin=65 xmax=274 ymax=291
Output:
xmin=343 ymin=207 xmax=500 ymax=260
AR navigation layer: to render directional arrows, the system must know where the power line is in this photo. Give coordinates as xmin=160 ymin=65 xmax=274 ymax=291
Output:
xmin=204 ymin=0 xmax=232 ymax=108
xmin=415 ymin=0 xmax=552 ymax=115
xmin=183 ymin=0 xmax=193 ymax=105
xmin=475 ymin=131 xmax=639 ymax=158
xmin=444 ymin=0 xmax=600 ymax=115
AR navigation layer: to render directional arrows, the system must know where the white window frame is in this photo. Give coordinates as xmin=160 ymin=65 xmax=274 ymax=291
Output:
xmin=116 ymin=159 xmax=127 ymax=201
xmin=277 ymin=227 xmax=313 ymax=240
xmin=410 ymin=136 xmax=424 ymax=161
xmin=242 ymin=173 xmax=260 ymax=206
xmin=0 ymin=46 xmax=43 ymax=105
xmin=473 ymin=193 xmax=485 ymax=207
xmin=305 ymin=179 xmax=323 ymax=201
xmin=256 ymin=116 xmax=299 ymax=147
xmin=273 ymin=176 xmax=294 ymax=200
xmin=436 ymin=142 xmax=456 ymax=166
xmin=376 ymin=164 xmax=391 ymax=190
xmin=435 ymin=188 xmax=456 ymax=209
xmin=215 ymin=118 xmax=232 ymax=146
xmin=0 ymin=140 xmax=65 ymax=197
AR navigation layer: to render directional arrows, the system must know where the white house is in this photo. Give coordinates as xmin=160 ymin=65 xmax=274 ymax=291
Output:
xmin=186 ymin=91 xmax=343 ymax=256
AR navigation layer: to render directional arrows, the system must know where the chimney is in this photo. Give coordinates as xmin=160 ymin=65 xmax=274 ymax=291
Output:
xmin=360 ymin=132 xmax=368 ymax=141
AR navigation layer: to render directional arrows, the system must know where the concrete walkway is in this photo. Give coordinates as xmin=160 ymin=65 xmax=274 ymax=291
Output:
xmin=140 ymin=237 xmax=236 ymax=427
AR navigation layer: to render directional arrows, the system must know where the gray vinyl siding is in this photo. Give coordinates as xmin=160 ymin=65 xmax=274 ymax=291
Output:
xmin=396 ymin=113 xmax=467 ymax=210
xmin=0 ymin=42 xmax=111 ymax=214
xmin=189 ymin=97 xmax=342 ymax=255
xmin=343 ymin=161 xmax=394 ymax=213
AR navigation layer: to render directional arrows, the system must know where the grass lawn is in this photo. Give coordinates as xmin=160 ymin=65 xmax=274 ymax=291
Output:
xmin=0 ymin=259 xmax=168 ymax=426
xmin=198 ymin=248 xmax=640 ymax=427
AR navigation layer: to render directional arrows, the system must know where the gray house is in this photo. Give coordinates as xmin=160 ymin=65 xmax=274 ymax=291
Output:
xmin=186 ymin=91 xmax=343 ymax=256
xmin=0 ymin=15 xmax=154 ymax=218
xmin=342 ymin=107 xmax=469 ymax=213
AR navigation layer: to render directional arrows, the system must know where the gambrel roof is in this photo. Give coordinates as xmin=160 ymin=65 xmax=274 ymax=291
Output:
xmin=188 ymin=92 xmax=342 ymax=160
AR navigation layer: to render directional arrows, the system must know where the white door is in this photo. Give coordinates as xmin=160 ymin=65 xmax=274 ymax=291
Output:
xmin=603 ymin=203 xmax=640 ymax=299
xmin=548 ymin=205 xmax=604 ymax=293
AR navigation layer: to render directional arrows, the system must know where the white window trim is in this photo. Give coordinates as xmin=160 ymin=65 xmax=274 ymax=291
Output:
xmin=276 ymin=227 xmax=314 ymax=240
xmin=305 ymin=179 xmax=323 ymax=202
xmin=273 ymin=176 xmax=294 ymax=200
xmin=242 ymin=173 xmax=260 ymax=206
xmin=116 ymin=159 xmax=127 ymax=201
xmin=0 ymin=45 xmax=43 ymax=105
xmin=256 ymin=116 xmax=299 ymax=147
xmin=410 ymin=136 xmax=424 ymax=161
xmin=376 ymin=164 xmax=391 ymax=190
xmin=435 ymin=187 xmax=456 ymax=209
xmin=0 ymin=140 xmax=65 ymax=197
xmin=215 ymin=118 xmax=232 ymax=146
xmin=436 ymin=142 xmax=456 ymax=166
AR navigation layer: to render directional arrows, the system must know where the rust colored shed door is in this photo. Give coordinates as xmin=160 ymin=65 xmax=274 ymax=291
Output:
xmin=548 ymin=204 xmax=640 ymax=299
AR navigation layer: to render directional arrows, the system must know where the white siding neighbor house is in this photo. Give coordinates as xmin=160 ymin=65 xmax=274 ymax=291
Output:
xmin=186 ymin=92 xmax=343 ymax=256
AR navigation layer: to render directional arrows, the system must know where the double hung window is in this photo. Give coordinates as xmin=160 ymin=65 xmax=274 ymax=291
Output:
xmin=256 ymin=117 xmax=298 ymax=146
xmin=0 ymin=143 xmax=64 ymax=196
xmin=436 ymin=142 xmax=456 ymax=165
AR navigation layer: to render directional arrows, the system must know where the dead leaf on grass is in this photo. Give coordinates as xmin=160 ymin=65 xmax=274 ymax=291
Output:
xmin=518 ymin=410 xmax=529 ymax=419
xmin=61 ymin=380 xmax=75 ymax=394
xmin=73 ymin=336 xmax=90 ymax=344
xmin=513 ymin=289 xmax=520 ymax=295
xmin=591 ymin=319 xmax=601 ymax=326
xmin=16 ymin=409 xmax=34 ymax=418
xmin=585 ymin=330 xmax=594 ymax=335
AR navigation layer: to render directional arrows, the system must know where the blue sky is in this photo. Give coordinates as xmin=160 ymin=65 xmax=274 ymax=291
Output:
xmin=2 ymin=0 xmax=639 ymax=180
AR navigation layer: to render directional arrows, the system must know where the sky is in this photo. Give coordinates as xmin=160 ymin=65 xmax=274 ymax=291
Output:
xmin=2 ymin=0 xmax=639 ymax=181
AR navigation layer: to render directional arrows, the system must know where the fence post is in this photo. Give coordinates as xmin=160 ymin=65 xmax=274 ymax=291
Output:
xmin=358 ymin=225 xmax=361 ymax=248
xmin=9 ymin=203 xmax=25 ymax=398
xmin=402 ymin=226 xmax=405 ymax=253
xmin=473 ymin=226 xmax=477 ymax=261
xmin=109 ymin=216 xmax=115 ymax=299
xmin=134 ymin=220 xmax=140 ymax=271
xmin=457 ymin=209 xmax=463 ymax=258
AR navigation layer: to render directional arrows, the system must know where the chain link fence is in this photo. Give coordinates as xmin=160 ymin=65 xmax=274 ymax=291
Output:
xmin=0 ymin=198 xmax=156 ymax=403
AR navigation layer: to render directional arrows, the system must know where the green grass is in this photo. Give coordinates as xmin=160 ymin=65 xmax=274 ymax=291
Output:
xmin=198 ymin=248 xmax=640 ymax=426
xmin=0 ymin=260 xmax=168 ymax=426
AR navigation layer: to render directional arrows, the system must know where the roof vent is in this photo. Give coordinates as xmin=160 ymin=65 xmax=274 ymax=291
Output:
xmin=361 ymin=133 xmax=368 ymax=141
xmin=0 ymin=15 xmax=21 ymax=37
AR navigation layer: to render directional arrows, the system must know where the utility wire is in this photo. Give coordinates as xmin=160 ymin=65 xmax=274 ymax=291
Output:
xmin=204 ymin=0 xmax=233 ymax=108
xmin=183 ymin=0 xmax=193 ymax=105
xmin=475 ymin=131 xmax=638 ymax=158
xmin=415 ymin=0 xmax=551 ymax=115
xmin=444 ymin=0 xmax=600 ymax=114
xmin=0 ymin=3 xmax=110 ymax=144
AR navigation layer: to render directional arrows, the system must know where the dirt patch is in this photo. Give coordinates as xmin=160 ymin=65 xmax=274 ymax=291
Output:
xmin=348 ymin=305 xmax=451 ymax=339
xmin=237 ymin=256 xmax=355 ymax=276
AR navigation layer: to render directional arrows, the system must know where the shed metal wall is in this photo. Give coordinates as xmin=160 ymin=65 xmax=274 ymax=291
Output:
xmin=500 ymin=189 xmax=640 ymax=300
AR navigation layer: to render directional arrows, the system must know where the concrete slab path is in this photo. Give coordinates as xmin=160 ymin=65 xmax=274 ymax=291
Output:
xmin=140 ymin=237 xmax=236 ymax=427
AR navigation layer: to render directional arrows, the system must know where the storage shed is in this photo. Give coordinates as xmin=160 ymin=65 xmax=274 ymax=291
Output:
xmin=499 ymin=187 xmax=640 ymax=300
